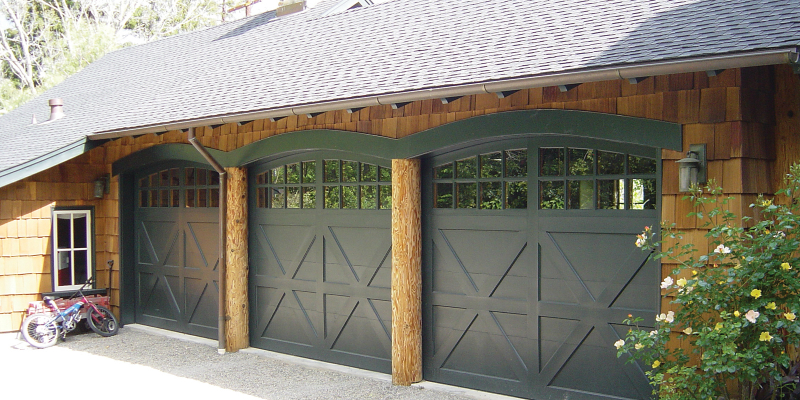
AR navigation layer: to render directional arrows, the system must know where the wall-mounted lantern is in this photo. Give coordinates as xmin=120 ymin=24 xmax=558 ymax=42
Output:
xmin=677 ymin=144 xmax=706 ymax=192
xmin=93 ymin=175 xmax=110 ymax=199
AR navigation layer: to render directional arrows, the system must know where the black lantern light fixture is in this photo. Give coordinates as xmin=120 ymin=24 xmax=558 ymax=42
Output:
xmin=677 ymin=144 xmax=706 ymax=192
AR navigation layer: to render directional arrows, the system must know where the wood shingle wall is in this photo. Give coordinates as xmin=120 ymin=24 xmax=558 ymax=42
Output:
xmin=1 ymin=65 xmax=799 ymax=332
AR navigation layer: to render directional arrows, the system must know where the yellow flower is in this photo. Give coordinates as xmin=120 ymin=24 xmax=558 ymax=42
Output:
xmin=734 ymin=310 xmax=741 ymax=317
xmin=762 ymin=199 xmax=773 ymax=207
xmin=786 ymin=313 xmax=796 ymax=321
xmin=719 ymin=280 xmax=726 ymax=285
xmin=715 ymin=322 xmax=724 ymax=330
xmin=683 ymin=327 xmax=693 ymax=335
xmin=751 ymin=289 xmax=762 ymax=299
xmin=759 ymin=332 xmax=773 ymax=342
xmin=782 ymin=262 xmax=792 ymax=271
xmin=734 ymin=263 xmax=742 ymax=270
xmin=766 ymin=302 xmax=777 ymax=310
xmin=676 ymin=278 xmax=687 ymax=287
xmin=634 ymin=343 xmax=644 ymax=350
xmin=692 ymin=270 xmax=698 ymax=276
xmin=652 ymin=360 xmax=661 ymax=368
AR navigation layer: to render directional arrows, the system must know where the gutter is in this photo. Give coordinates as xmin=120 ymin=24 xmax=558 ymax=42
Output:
xmin=90 ymin=48 xmax=799 ymax=140
xmin=187 ymin=127 xmax=228 ymax=354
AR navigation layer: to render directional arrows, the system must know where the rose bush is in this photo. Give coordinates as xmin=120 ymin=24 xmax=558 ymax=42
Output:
xmin=616 ymin=163 xmax=800 ymax=400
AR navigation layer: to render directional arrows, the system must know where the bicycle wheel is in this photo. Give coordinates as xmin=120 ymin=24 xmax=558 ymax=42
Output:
xmin=87 ymin=306 xmax=118 ymax=337
xmin=21 ymin=313 xmax=60 ymax=348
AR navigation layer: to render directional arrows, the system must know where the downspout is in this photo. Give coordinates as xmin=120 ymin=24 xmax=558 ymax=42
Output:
xmin=187 ymin=127 xmax=227 ymax=354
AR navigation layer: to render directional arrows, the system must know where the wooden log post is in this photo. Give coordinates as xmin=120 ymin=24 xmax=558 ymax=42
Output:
xmin=391 ymin=158 xmax=422 ymax=385
xmin=225 ymin=167 xmax=249 ymax=352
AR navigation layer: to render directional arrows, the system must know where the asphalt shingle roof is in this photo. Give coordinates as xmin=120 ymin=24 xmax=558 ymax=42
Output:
xmin=0 ymin=0 xmax=799 ymax=177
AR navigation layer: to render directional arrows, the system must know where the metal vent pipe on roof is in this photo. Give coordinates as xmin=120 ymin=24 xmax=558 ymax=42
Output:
xmin=49 ymin=98 xmax=64 ymax=121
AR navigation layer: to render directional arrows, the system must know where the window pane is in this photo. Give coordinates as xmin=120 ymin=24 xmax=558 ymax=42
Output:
xmin=287 ymin=187 xmax=301 ymax=208
xmin=257 ymin=187 xmax=266 ymax=208
xmin=287 ymin=163 xmax=300 ymax=184
xmin=210 ymin=188 xmax=219 ymax=207
xmin=505 ymin=149 xmax=528 ymax=177
xmin=74 ymin=250 xmax=88 ymax=285
xmin=506 ymin=181 xmax=527 ymax=209
xmin=361 ymin=163 xmax=377 ymax=182
xmin=209 ymin=171 xmax=220 ymax=186
xmin=568 ymin=180 xmax=594 ymax=209
xmin=160 ymin=190 xmax=169 ymax=207
xmin=324 ymin=186 xmax=340 ymax=208
xmin=539 ymin=148 xmax=563 ymax=176
xmin=434 ymin=163 xmax=453 ymax=179
xmin=480 ymin=152 xmax=502 ymax=178
xmin=379 ymin=185 xmax=392 ymax=209
xmin=57 ymin=251 xmax=71 ymax=286
xmin=140 ymin=191 xmax=149 ymax=207
xmin=343 ymin=186 xmax=358 ymax=209
xmin=150 ymin=190 xmax=158 ymax=207
xmin=270 ymin=188 xmax=285 ymax=208
xmin=271 ymin=166 xmax=284 ymax=184
xmin=302 ymin=161 xmax=316 ymax=183
xmin=540 ymin=181 xmax=564 ymax=209
xmin=186 ymin=189 xmax=195 ymax=208
xmin=139 ymin=177 xmax=149 ymax=188
xmin=598 ymin=179 xmax=625 ymax=209
xmin=379 ymin=167 xmax=392 ymax=182
xmin=456 ymin=183 xmax=477 ymax=208
xmin=628 ymin=155 xmax=657 ymax=174
xmin=456 ymin=157 xmax=477 ymax=179
xmin=149 ymin=173 xmax=158 ymax=187
xmin=170 ymin=168 xmax=180 ymax=186
xmin=324 ymin=160 xmax=339 ymax=183
xmin=198 ymin=188 xmax=207 ymax=207
xmin=302 ymin=187 xmax=316 ymax=209
xmin=435 ymin=183 xmax=453 ymax=208
xmin=361 ymin=185 xmax=377 ymax=209
xmin=160 ymin=170 xmax=170 ymax=186
xmin=185 ymin=168 xmax=195 ymax=186
xmin=597 ymin=151 xmax=625 ymax=175
xmin=197 ymin=169 xmax=207 ymax=185
xmin=342 ymin=161 xmax=358 ymax=183
xmin=256 ymin=172 xmax=265 ymax=185
xmin=568 ymin=148 xmax=594 ymax=176
xmin=630 ymin=179 xmax=657 ymax=209
xmin=480 ymin=181 xmax=502 ymax=209
xmin=171 ymin=190 xmax=180 ymax=207
xmin=56 ymin=215 xmax=71 ymax=249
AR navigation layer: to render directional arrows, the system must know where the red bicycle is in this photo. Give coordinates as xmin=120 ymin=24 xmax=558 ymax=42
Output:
xmin=20 ymin=278 xmax=118 ymax=348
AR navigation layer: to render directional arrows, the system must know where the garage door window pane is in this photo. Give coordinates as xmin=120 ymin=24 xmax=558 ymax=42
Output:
xmin=342 ymin=186 xmax=358 ymax=209
xmin=435 ymin=183 xmax=453 ymax=208
xmin=568 ymin=180 xmax=594 ymax=209
xmin=598 ymin=179 xmax=624 ymax=209
xmin=361 ymin=185 xmax=377 ymax=209
xmin=505 ymin=181 xmax=527 ymax=209
xmin=187 ymin=189 xmax=195 ymax=207
xmin=456 ymin=157 xmax=477 ymax=179
xmin=457 ymin=183 xmax=477 ymax=208
xmin=480 ymin=182 xmax=502 ymax=209
xmin=598 ymin=151 xmax=624 ymax=175
xmin=302 ymin=187 xmax=316 ymax=208
xmin=271 ymin=166 xmax=285 ymax=184
xmin=302 ymin=161 xmax=316 ymax=183
xmin=539 ymin=148 xmax=563 ymax=177
xmin=197 ymin=169 xmax=207 ymax=185
xmin=379 ymin=167 xmax=392 ymax=182
xmin=257 ymin=187 xmax=266 ymax=208
xmin=325 ymin=186 xmax=340 ymax=208
xmin=324 ymin=160 xmax=339 ymax=183
xmin=505 ymin=149 xmax=527 ymax=177
xmin=198 ymin=189 xmax=208 ymax=207
xmin=628 ymin=155 xmax=657 ymax=174
xmin=434 ymin=163 xmax=453 ymax=179
xmin=210 ymin=188 xmax=220 ymax=207
xmin=342 ymin=161 xmax=359 ymax=182
xmin=361 ymin=163 xmax=377 ymax=181
xmin=480 ymin=152 xmax=502 ymax=178
xmin=287 ymin=187 xmax=301 ymax=208
xmin=568 ymin=149 xmax=594 ymax=176
xmin=379 ymin=185 xmax=392 ymax=209
xmin=540 ymin=181 xmax=564 ymax=209
xmin=271 ymin=188 xmax=285 ymax=208
xmin=287 ymin=163 xmax=301 ymax=184
xmin=630 ymin=179 xmax=657 ymax=209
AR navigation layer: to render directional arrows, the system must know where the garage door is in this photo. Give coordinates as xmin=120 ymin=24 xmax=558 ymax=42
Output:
xmin=423 ymin=137 xmax=659 ymax=399
xmin=249 ymin=152 xmax=393 ymax=372
xmin=133 ymin=162 xmax=220 ymax=338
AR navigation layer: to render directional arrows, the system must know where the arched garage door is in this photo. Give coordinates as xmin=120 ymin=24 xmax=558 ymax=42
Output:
xmin=249 ymin=151 xmax=393 ymax=372
xmin=423 ymin=137 xmax=659 ymax=399
xmin=133 ymin=161 xmax=220 ymax=338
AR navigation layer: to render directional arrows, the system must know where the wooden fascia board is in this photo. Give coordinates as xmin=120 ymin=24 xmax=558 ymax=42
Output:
xmin=0 ymin=138 xmax=97 ymax=189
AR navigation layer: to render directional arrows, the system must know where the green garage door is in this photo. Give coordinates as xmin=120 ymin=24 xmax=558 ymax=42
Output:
xmin=133 ymin=162 xmax=220 ymax=338
xmin=423 ymin=137 xmax=660 ymax=399
xmin=249 ymin=152 xmax=393 ymax=372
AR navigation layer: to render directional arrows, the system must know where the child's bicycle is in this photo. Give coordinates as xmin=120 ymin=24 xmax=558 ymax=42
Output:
xmin=20 ymin=278 xmax=118 ymax=348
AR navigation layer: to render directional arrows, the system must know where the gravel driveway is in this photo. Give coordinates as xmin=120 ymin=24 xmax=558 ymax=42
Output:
xmin=1 ymin=324 xmax=513 ymax=400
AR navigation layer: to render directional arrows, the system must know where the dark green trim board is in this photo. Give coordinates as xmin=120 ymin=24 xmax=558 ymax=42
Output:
xmin=119 ymin=171 xmax=135 ymax=326
xmin=0 ymin=138 xmax=99 ymax=189
xmin=112 ymin=110 xmax=682 ymax=174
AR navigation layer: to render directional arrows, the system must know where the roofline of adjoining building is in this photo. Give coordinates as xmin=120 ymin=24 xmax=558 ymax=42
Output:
xmin=89 ymin=47 xmax=799 ymax=140
xmin=0 ymin=138 xmax=99 ymax=189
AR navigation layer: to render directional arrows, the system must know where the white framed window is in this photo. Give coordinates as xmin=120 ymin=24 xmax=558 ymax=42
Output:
xmin=52 ymin=209 xmax=93 ymax=291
